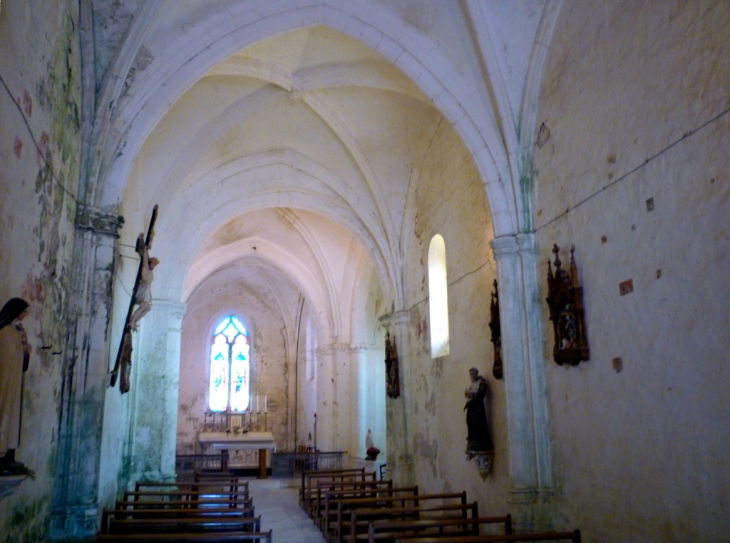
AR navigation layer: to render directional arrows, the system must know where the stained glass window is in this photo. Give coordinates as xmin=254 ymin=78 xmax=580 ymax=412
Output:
xmin=209 ymin=316 xmax=250 ymax=412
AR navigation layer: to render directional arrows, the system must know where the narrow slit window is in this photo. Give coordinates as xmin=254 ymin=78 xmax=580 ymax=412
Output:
xmin=428 ymin=234 xmax=450 ymax=358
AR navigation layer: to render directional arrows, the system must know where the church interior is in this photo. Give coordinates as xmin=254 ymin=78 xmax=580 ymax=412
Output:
xmin=0 ymin=1 xmax=728 ymax=541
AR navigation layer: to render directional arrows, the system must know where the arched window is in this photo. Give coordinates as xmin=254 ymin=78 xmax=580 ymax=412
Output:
xmin=428 ymin=234 xmax=450 ymax=358
xmin=209 ymin=316 xmax=250 ymax=412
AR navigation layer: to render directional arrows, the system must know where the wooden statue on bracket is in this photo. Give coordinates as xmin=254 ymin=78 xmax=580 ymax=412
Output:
xmin=488 ymin=280 xmax=503 ymax=379
xmin=384 ymin=332 xmax=400 ymax=398
xmin=546 ymin=244 xmax=589 ymax=365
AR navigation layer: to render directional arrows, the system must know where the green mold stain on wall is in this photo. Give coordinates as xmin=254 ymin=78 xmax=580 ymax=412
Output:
xmin=3 ymin=497 xmax=50 ymax=542
xmin=519 ymin=150 xmax=537 ymax=233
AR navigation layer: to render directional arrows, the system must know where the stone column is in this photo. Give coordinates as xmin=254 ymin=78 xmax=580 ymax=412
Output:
xmin=314 ymin=343 xmax=337 ymax=451
xmin=491 ymin=233 xmax=554 ymax=531
xmin=350 ymin=343 xmax=368 ymax=459
xmin=50 ymin=207 xmax=123 ymax=539
xmin=126 ymin=299 xmax=186 ymax=482
xmin=383 ymin=309 xmax=414 ymax=487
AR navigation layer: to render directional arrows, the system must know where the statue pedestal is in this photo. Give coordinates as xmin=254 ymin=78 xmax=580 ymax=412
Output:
xmin=0 ymin=474 xmax=28 ymax=500
xmin=466 ymin=444 xmax=494 ymax=481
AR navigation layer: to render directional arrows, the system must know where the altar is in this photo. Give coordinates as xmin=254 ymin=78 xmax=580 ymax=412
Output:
xmin=197 ymin=431 xmax=276 ymax=478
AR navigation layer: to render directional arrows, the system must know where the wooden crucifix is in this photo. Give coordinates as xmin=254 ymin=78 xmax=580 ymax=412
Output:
xmin=110 ymin=205 xmax=159 ymax=393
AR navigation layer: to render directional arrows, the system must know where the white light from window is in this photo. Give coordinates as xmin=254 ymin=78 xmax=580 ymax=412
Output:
xmin=428 ymin=234 xmax=450 ymax=358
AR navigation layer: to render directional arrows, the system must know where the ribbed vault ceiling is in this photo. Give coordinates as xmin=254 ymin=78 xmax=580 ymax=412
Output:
xmin=124 ymin=25 xmax=475 ymax=340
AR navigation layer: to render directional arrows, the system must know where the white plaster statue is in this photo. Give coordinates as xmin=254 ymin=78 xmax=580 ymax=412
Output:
xmin=0 ymin=298 xmax=30 ymax=458
xmin=365 ymin=428 xmax=380 ymax=460
xmin=128 ymin=233 xmax=159 ymax=332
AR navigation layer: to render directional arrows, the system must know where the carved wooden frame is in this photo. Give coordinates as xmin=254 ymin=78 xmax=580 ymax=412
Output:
xmin=385 ymin=332 xmax=400 ymax=398
xmin=546 ymin=244 xmax=589 ymax=365
xmin=488 ymin=280 xmax=503 ymax=379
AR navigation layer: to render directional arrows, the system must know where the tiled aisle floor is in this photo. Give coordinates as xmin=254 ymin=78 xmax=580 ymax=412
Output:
xmin=248 ymin=478 xmax=328 ymax=543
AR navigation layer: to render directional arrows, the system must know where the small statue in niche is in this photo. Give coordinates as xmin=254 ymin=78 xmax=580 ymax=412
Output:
xmin=546 ymin=244 xmax=589 ymax=365
xmin=384 ymin=332 xmax=400 ymax=398
xmin=488 ymin=280 xmax=503 ymax=379
xmin=0 ymin=298 xmax=30 ymax=465
xmin=464 ymin=368 xmax=494 ymax=453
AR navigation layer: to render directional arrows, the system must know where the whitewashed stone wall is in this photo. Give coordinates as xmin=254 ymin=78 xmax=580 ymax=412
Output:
xmin=0 ymin=0 xmax=83 ymax=540
xmin=177 ymin=274 xmax=294 ymax=456
xmin=533 ymin=1 xmax=730 ymax=540
xmin=400 ymin=119 xmax=509 ymax=515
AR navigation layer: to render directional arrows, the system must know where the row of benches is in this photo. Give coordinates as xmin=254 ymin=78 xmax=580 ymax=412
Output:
xmin=300 ymin=467 xmax=582 ymax=543
xmin=96 ymin=471 xmax=272 ymax=542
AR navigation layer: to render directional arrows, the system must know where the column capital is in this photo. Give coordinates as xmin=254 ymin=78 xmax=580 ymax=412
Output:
xmin=316 ymin=342 xmax=369 ymax=355
xmin=490 ymin=232 xmax=537 ymax=258
xmin=74 ymin=205 xmax=124 ymax=238
xmin=152 ymin=299 xmax=187 ymax=320
xmin=378 ymin=309 xmax=409 ymax=328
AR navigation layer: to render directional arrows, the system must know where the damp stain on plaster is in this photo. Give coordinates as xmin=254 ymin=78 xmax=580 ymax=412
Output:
xmin=519 ymin=152 xmax=537 ymax=231
xmin=413 ymin=210 xmax=424 ymax=240
xmin=23 ymin=89 xmax=33 ymax=117
xmin=121 ymin=45 xmax=155 ymax=100
xmin=3 ymin=497 xmax=50 ymax=542
xmin=536 ymin=123 xmax=551 ymax=148
xmin=424 ymin=391 xmax=436 ymax=416
xmin=430 ymin=357 xmax=443 ymax=379
xmin=414 ymin=431 xmax=438 ymax=478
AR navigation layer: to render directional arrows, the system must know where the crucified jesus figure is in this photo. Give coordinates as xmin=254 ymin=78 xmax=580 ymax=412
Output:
xmin=128 ymin=233 xmax=159 ymax=332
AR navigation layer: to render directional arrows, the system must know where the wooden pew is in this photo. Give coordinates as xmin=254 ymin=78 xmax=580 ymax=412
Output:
xmin=107 ymin=516 xmax=261 ymax=535
xmin=115 ymin=497 xmax=254 ymax=510
xmin=124 ymin=489 xmax=249 ymax=502
xmin=311 ymin=479 xmax=393 ymax=524
xmin=324 ymin=486 xmax=419 ymax=542
xmin=96 ymin=531 xmax=272 ymax=542
xmin=134 ymin=481 xmax=248 ymax=494
xmin=393 ymin=530 xmax=582 ymax=543
xmin=101 ymin=507 xmax=255 ymax=534
xmin=346 ymin=503 xmax=485 ymax=542
xmin=300 ymin=467 xmax=369 ymax=508
xmin=332 ymin=490 xmax=466 ymax=543
xmin=362 ymin=515 xmax=512 ymax=543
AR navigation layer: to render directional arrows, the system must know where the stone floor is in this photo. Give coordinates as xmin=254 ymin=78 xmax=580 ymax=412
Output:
xmin=248 ymin=478 xmax=327 ymax=543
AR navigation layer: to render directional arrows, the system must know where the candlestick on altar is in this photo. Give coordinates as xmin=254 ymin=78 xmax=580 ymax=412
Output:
xmin=264 ymin=412 xmax=268 ymax=432
xmin=256 ymin=395 xmax=260 ymax=414
xmin=264 ymin=395 xmax=268 ymax=414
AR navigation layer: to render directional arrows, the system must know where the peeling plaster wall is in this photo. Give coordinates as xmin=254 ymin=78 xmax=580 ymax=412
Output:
xmin=533 ymin=1 xmax=730 ymax=540
xmin=401 ymin=120 xmax=508 ymax=513
xmin=0 ymin=0 xmax=82 ymax=540
xmin=178 ymin=279 xmax=294 ymax=456
xmin=91 ymin=0 xmax=145 ymax=86
xmin=97 ymin=238 xmax=140 ymax=503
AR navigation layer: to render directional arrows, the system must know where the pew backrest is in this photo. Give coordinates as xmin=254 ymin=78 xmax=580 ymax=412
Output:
xmin=101 ymin=507 xmax=255 ymax=534
xmin=96 ymin=530 xmax=273 ymax=542
xmin=365 ymin=514 xmax=513 ymax=543
xmin=325 ymin=486 xmax=419 ymax=540
xmin=393 ymin=530 xmax=582 ymax=543
xmin=107 ymin=516 xmax=261 ymax=535
xmin=300 ymin=468 xmax=368 ymax=506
